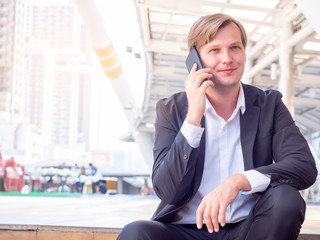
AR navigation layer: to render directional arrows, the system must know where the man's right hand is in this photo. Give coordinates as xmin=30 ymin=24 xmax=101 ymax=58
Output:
xmin=186 ymin=64 xmax=213 ymax=126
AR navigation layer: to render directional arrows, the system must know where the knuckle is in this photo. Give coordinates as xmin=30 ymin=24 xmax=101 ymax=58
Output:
xmin=211 ymin=213 xmax=218 ymax=218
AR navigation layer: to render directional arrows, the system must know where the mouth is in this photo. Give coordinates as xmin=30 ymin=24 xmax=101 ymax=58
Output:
xmin=219 ymin=68 xmax=236 ymax=74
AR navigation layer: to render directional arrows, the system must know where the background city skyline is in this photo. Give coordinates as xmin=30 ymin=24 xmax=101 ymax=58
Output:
xmin=0 ymin=0 xmax=148 ymax=173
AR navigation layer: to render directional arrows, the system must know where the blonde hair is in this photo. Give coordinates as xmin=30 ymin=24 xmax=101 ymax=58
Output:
xmin=187 ymin=13 xmax=247 ymax=51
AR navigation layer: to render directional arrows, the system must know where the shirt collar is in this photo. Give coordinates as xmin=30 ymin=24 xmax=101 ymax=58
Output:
xmin=238 ymin=84 xmax=246 ymax=115
xmin=205 ymin=84 xmax=246 ymax=114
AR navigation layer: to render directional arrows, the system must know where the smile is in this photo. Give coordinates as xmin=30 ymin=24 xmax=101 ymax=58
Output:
xmin=219 ymin=68 xmax=235 ymax=74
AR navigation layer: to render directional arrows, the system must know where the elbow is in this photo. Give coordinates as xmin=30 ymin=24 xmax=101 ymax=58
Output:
xmin=152 ymin=175 xmax=187 ymax=205
xmin=310 ymin=165 xmax=318 ymax=186
xmin=152 ymin=178 xmax=180 ymax=204
xmin=309 ymin=157 xmax=318 ymax=185
xmin=153 ymin=185 xmax=177 ymax=204
xmin=301 ymin=159 xmax=318 ymax=190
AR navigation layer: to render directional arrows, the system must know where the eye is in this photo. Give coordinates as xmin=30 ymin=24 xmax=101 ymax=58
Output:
xmin=209 ymin=48 xmax=219 ymax=53
xmin=231 ymin=46 xmax=241 ymax=50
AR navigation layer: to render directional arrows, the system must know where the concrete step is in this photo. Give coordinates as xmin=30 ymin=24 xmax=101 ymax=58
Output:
xmin=0 ymin=225 xmax=121 ymax=240
xmin=1 ymin=225 xmax=320 ymax=240
xmin=0 ymin=195 xmax=319 ymax=239
xmin=299 ymin=235 xmax=320 ymax=240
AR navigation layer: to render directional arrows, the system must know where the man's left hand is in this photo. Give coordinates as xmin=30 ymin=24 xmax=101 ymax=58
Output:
xmin=196 ymin=173 xmax=251 ymax=233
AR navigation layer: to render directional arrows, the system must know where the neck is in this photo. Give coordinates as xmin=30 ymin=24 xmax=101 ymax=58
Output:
xmin=206 ymin=83 xmax=240 ymax=121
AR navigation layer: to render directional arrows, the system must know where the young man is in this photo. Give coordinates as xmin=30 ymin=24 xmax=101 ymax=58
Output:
xmin=117 ymin=13 xmax=317 ymax=240
xmin=89 ymin=163 xmax=98 ymax=193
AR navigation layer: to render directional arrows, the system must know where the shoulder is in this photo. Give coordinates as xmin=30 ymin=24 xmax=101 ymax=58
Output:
xmin=242 ymin=84 xmax=293 ymax=127
xmin=242 ymin=83 xmax=282 ymax=106
xmin=156 ymin=92 xmax=187 ymax=113
xmin=157 ymin=92 xmax=187 ymax=107
xmin=155 ymin=92 xmax=187 ymax=125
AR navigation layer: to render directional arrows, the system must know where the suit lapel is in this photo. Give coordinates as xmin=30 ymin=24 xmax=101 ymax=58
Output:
xmin=240 ymin=84 xmax=260 ymax=170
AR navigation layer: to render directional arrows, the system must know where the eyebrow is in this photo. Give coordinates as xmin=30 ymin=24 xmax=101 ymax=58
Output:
xmin=206 ymin=41 xmax=242 ymax=49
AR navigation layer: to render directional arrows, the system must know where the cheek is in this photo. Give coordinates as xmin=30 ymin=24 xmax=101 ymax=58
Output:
xmin=202 ymin=57 xmax=219 ymax=69
xmin=200 ymin=57 xmax=210 ymax=68
xmin=235 ymin=53 xmax=246 ymax=65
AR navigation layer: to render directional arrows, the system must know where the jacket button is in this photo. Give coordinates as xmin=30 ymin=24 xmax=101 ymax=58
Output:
xmin=183 ymin=154 xmax=188 ymax=160
xmin=279 ymin=179 xmax=292 ymax=184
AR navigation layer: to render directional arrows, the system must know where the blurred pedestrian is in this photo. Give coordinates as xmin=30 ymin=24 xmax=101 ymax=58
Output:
xmin=89 ymin=163 xmax=100 ymax=193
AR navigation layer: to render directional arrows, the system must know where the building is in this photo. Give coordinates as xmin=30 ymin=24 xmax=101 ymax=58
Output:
xmin=25 ymin=0 xmax=93 ymax=163
xmin=0 ymin=0 xmax=27 ymax=121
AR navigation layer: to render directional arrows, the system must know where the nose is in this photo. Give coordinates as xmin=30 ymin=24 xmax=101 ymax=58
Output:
xmin=221 ymin=50 xmax=232 ymax=64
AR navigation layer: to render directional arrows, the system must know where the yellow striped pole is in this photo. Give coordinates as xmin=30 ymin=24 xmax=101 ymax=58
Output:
xmin=74 ymin=0 xmax=154 ymax=170
xmin=73 ymin=0 xmax=136 ymax=111
xmin=95 ymin=43 xmax=123 ymax=79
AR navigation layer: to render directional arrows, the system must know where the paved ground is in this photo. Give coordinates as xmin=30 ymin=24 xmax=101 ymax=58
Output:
xmin=0 ymin=194 xmax=319 ymax=235
xmin=0 ymin=194 xmax=158 ymax=228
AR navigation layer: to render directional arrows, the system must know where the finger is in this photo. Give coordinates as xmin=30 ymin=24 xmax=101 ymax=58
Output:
xmin=210 ymin=204 xmax=220 ymax=232
xmin=196 ymin=202 xmax=205 ymax=229
xmin=194 ymin=71 xmax=212 ymax=87
xmin=187 ymin=64 xmax=198 ymax=83
xmin=190 ymin=63 xmax=198 ymax=73
xmin=203 ymin=205 xmax=214 ymax=233
xmin=219 ymin=204 xmax=227 ymax=227
xmin=188 ymin=77 xmax=194 ymax=84
xmin=196 ymin=67 xmax=210 ymax=74
xmin=201 ymin=80 xmax=214 ymax=88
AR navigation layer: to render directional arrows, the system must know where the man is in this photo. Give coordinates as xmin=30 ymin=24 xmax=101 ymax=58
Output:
xmin=117 ymin=13 xmax=317 ymax=239
xmin=89 ymin=163 xmax=98 ymax=193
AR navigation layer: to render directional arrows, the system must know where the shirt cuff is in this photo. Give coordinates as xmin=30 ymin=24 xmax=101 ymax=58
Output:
xmin=240 ymin=170 xmax=270 ymax=194
xmin=181 ymin=119 xmax=204 ymax=148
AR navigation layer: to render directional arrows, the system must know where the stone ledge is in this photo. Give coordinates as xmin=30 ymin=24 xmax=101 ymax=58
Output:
xmin=1 ymin=224 xmax=320 ymax=240
xmin=299 ymin=235 xmax=320 ymax=240
xmin=0 ymin=224 xmax=121 ymax=240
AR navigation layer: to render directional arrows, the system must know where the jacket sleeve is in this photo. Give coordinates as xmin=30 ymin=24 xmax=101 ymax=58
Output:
xmin=255 ymin=91 xmax=318 ymax=190
xmin=152 ymin=97 xmax=203 ymax=205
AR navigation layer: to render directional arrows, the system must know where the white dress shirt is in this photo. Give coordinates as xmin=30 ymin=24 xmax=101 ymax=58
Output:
xmin=174 ymin=85 xmax=270 ymax=224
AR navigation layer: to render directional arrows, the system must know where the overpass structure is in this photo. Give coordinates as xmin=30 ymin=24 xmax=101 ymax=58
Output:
xmin=75 ymin=0 xmax=320 ymax=170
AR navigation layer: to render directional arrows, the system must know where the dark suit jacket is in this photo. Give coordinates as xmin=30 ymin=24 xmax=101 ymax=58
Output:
xmin=151 ymin=83 xmax=317 ymax=223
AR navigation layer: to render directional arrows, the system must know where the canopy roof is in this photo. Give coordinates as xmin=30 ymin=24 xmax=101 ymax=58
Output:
xmin=135 ymin=0 xmax=320 ymax=138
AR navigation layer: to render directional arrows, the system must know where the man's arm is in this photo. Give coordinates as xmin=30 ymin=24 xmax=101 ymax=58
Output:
xmin=254 ymin=91 xmax=317 ymax=190
xmin=152 ymin=65 xmax=213 ymax=204
xmin=196 ymin=89 xmax=317 ymax=234
xmin=152 ymin=96 xmax=201 ymax=204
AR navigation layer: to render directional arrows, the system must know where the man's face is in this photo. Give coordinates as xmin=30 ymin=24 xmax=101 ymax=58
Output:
xmin=199 ymin=22 xmax=246 ymax=88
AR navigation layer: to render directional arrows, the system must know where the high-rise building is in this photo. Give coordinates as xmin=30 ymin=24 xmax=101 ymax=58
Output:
xmin=0 ymin=0 xmax=27 ymax=121
xmin=25 ymin=0 xmax=93 ymax=162
xmin=25 ymin=39 xmax=54 ymax=146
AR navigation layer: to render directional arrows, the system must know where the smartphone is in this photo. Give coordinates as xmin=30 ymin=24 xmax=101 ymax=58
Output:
xmin=185 ymin=46 xmax=203 ymax=72
xmin=185 ymin=47 xmax=207 ymax=82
